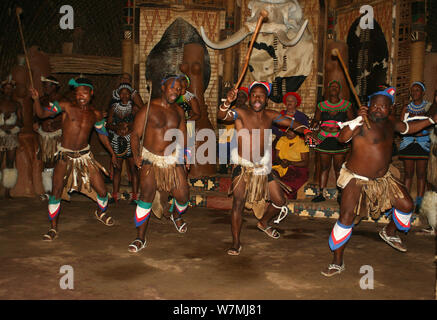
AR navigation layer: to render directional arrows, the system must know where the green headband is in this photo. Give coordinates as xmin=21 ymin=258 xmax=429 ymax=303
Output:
xmin=68 ymin=78 xmax=94 ymax=91
xmin=328 ymin=80 xmax=342 ymax=90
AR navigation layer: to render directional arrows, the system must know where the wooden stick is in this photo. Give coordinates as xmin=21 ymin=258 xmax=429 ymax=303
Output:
xmin=140 ymin=81 xmax=153 ymax=151
xmin=332 ymin=48 xmax=371 ymax=129
xmin=234 ymin=10 xmax=268 ymax=90
xmin=16 ymin=7 xmax=34 ymax=89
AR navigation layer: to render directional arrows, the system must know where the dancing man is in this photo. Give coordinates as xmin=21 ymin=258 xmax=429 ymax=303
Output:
xmin=31 ymin=78 xmax=118 ymax=241
xmin=0 ymin=77 xmax=23 ymax=199
xmin=128 ymin=75 xmax=190 ymax=253
xmin=218 ymin=81 xmax=316 ymax=256
xmin=322 ymin=86 xmax=437 ymax=277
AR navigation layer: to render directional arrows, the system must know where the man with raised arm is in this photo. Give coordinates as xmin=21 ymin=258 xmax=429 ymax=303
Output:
xmin=31 ymin=78 xmax=118 ymax=241
xmin=322 ymin=86 xmax=437 ymax=277
xmin=218 ymin=81 xmax=316 ymax=256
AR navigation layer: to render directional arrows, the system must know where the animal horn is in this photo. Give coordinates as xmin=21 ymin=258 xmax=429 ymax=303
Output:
xmin=275 ymin=19 xmax=309 ymax=47
xmin=200 ymin=26 xmax=252 ymax=50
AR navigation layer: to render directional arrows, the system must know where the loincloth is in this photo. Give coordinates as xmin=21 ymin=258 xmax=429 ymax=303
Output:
xmin=54 ymin=144 xmax=108 ymax=202
xmin=337 ymin=163 xmax=405 ymax=222
xmin=141 ymin=147 xmax=181 ymax=193
xmin=229 ymin=149 xmax=273 ymax=218
xmin=38 ymin=127 xmax=62 ymax=163
xmin=428 ymin=130 xmax=437 ymax=186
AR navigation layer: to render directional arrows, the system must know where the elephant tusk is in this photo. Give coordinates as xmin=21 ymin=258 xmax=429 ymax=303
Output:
xmin=200 ymin=26 xmax=252 ymax=50
xmin=275 ymin=19 xmax=309 ymax=47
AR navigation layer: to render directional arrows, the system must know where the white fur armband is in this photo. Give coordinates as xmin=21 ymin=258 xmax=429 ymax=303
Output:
xmin=400 ymin=121 xmax=409 ymax=135
xmin=338 ymin=116 xmax=363 ymax=130
xmin=404 ymin=113 xmax=435 ymax=124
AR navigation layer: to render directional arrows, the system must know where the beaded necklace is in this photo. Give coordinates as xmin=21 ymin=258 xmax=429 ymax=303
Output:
xmin=407 ymin=100 xmax=428 ymax=114
xmin=318 ymin=99 xmax=351 ymax=112
xmin=113 ymin=101 xmax=133 ymax=118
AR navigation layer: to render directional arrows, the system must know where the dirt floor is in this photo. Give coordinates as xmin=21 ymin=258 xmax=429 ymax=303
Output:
xmin=0 ymin=196 xmax=435 ymax=300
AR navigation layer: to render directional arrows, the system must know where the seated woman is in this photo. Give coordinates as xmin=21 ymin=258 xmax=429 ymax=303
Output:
xmin=272 ymin=92 xmax=309 ymax=141
xmin=272 ymin=129 xmax=310 ymax=200
xmin=106 ymin=83 xmax=140 ymax=204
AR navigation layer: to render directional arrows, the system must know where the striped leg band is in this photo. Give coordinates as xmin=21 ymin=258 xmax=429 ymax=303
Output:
xmin=329 ymin=221 xmax=354 ymax=251
xmin=97 ymin=193 xmax=109 ymax=213
xmin=48 ymin=196 xmax=61 ymax=221
xmin=134 ymin=200 xmax=152 ymax=227
xmin=391 ymin=208 xmax=412 ymax=232
xmin=175 ymin=200 xmax=189 ymax=215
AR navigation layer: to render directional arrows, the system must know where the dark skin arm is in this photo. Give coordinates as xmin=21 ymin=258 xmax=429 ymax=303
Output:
xmin=105 ymin=107 xmax=117 ymax=132
xmin=132 ymin=92 xmax=145 ymax=109
xmin=130 ymin=105 xmax=146 ymax=168
xmin=176 ymin=105 xmax=190 ymax=171
xmin=94 ymin=109 xmax=119 ymax=169
xmin=30 ymin=88 xmax=67 ymax=119
xmin=310 ymin=105 xmax=321 ymax=129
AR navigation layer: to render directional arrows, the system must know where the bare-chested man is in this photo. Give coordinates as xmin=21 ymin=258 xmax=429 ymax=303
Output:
xmin=36 ymin=76 xmax=63 ymax=197
xmin=0 ymin=77 xmax=23 ymax=199
xmin=322 ymin=86 xmax=437 ymax=277
xmin=218 ymin=81 xmax=316 ymax=256
xmin=30 ymin=78 xmax=118 ymax=241
xmin=127 ymin=75 xmax=190 ymax=253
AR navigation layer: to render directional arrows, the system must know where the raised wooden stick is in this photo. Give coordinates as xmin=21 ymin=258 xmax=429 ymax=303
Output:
xmin=332 ymin=48 xmax=371 ymax=129
xmin=16 ymin=7 xmax=34 ymax=89
xmin=140 ymin=80 xmax=153 ymax=150
xmin=234 ymin=10 xmax=268 ymax=90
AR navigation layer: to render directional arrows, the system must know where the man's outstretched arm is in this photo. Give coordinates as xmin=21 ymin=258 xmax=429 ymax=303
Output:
xmin=30 ymin=88 xmax=66 ymax=119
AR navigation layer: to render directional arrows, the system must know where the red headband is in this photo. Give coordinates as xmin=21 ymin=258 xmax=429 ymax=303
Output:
xmin=282 ymin=92 xmax=301 ymax=107
xmin=238 ymin=87 xmax=249 ymax=96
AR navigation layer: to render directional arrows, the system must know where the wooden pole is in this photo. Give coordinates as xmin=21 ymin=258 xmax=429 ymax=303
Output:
xmin=15 ymin=7 xmax=34 ymax=89
xmin=234 ymin=10 xmax=268 ymax=90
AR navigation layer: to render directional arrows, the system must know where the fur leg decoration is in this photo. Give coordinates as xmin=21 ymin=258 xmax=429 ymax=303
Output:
xmin=2 ymin=168 xmax=18 ymax=189
xmin=420 ymin=191 xmax=437 ymax=229
xmin=42 ymin=168 xmax=54 ymax=193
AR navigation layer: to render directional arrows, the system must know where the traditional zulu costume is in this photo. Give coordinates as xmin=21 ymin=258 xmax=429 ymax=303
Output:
xmin=398 ymin=99 xmax=432 ymax=160
xmin=329 ymin=87 xmax=414 ymax=255
xmin=225 ymin=81 xmax=294 ymax=223
xmin=0 ymin=112 xmax=20 ymax=190
xmin=46 ymin=79 xmax=110 ymax=224
xmin=315 ymin=98 xmax=351 ymax=154
xmin=0 ymin=112 xmax=20 ymax=151
xmin=132 ymin=75 xmax=190 ymax=231
xmin=0 ymin=76 xmax=20 ymax=190
xmin=108 ymin=99 xmax=134 ymax=159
